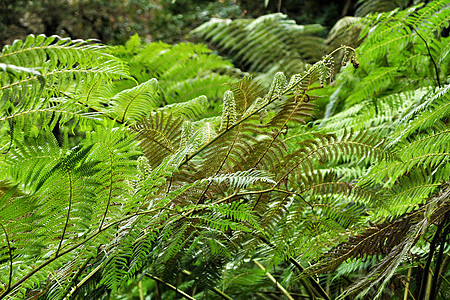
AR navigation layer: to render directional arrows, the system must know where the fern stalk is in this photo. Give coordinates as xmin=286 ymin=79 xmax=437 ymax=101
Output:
xmin=0 ymin=224 xmax=12 ymax=291
xmin=146 ymin=274 xmax=196 ymax=300
xmin=55 ymin=172 xmax=73 ymax=257
xmin=253 ymin=259 xmax=295 ymax=300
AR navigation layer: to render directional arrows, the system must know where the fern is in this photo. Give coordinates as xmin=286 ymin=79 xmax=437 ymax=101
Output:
xmin=192 ymin=13 xmax=326 ymax=84
xmin=111 ymin=36 xmax=238 ymax=107
xmin=1 ymin=5 xmax=449 ymax=297
xmin=108 ymin=78 xmax=160 ymax=123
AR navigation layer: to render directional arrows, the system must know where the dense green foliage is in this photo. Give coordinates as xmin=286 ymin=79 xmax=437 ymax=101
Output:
xmin=1 ymin=1 xmax=449 ymax=299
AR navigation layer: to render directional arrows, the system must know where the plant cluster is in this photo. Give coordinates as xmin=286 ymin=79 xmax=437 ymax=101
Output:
xmin=0 ymin=1 xmax=449 ymax=299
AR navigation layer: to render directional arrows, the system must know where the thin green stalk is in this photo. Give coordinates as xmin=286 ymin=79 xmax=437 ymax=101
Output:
xmin=147 ymin=274 xmax=196 ymax=300
xmin=253 ymin=259 xmax=295 ymax=300
xmin=403 ymin=267 xmax=413 ymax=300
xmin=181 ymin=270 xmax=233 ymax=300
xmin=0 ymin=224 xmax=12 ymax=291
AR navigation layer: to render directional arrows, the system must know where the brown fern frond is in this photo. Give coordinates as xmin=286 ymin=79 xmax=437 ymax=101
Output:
xmin=240 ymin=132 xmax=288 ymax=171
xmin=305 ymin=183 xmax=450 ymax=277
xmin=265 ymin=99 xmax=316 ymax=129
xmin=227 ymin=76 xmax=265 ymax=116
xmin=133 ymin=112 xmax=184 ymax=168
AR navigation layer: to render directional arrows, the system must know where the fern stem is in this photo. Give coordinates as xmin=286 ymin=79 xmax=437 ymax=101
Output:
xmin=430 ymin=214 xmax=449 ymax=300
xmin=58 ymin=256 xmax=93 ymax=300
xmin=434 ymin=254 xmax=450 ymax=299
xmin=253 ymin=259 xmax=295 ymax=300
xmin=65 ymin=260 xmax=103 ymax=299
xmin=147 ymin=274 xmax=196 ymax=300
xmin=258 ymin=236 xmax=330 ymax=300
xmin=403 ymin=267 xmax=413 ymax=300
xmin=56 ymin=171 xmax=73 ymax=257
xmin=0 ymin=224 xmax=12 ymax=291
xmin=99 ymin=146 xmax=114 ymax=231
xmin=139 ymin=280 xmax=144 ymax=300
xmin=414 ymin=29 xmax=441 ymax=88
xmin=417 ymin=216 xmax=445 ymax=299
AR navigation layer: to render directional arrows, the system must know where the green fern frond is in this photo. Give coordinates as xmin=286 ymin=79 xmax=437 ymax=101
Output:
xmin=390 ymin=84 xmax=450 ymax=145
xmin=158 ymin=95 xmax=209 ymax=120
xmin=0 ymin=35 xmax=129 ymax=150
xmin=355 ymin=0 xmax=411 ymax=17
xmin=345 ymin=67 xmax=399 ymax=106
xmin=192 ymin=13 xmax=326 ymax=77
xmin=203 ymin=169 xmax=275 ymax=191
xmin=112 ymin=39 xmax=236 ymax=106
xmin=108 ymin=78 xmax=160 ymax=123
xmin=320 ymin=88 xmax=429 ymax=134
xmin=227 ymin=76 xmax=265 ymax=116
xmin=164 ymin=74 xmax=234 ymax=105
xmin=280 ymin=130 xmax=386 ymax=182
xmin=361 ymin=126 xmax=449 ymax=190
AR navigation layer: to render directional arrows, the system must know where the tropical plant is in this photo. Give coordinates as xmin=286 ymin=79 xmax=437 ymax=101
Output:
xmin=110 ymin=34 xmax=240 ymax=114
xmin=1 ymin=0 xmax=449 ymax=299
xmin=191 ymin=13 xmax=327 ymax=85
xmin=0 ymin=29 xmax=373 ymax=299
xmin=314 ymin=0 xmax=450 ymax=298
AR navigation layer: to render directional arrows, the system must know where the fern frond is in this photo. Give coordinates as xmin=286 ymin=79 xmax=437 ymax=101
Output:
xmin=203 ymin=169 xmax=275 ymax=191
xmin=0 ymin=35 xmax=129 ymax=148
xmin=304 ymin=184 xmax=447 ymax=276
xmin=158 ymin=95 xmax=209 ymax=120
xmin=362 ymin=126 xmax=450 ymax=190
xmin=319 ymin=88 xmax=429 ymax=134
xmin=326 ymin=17 xmax=364 ymax=51
xmin=280 ymin=130 xmax=386 ymax=183
xmin=355 ymin=0 xmax=410 ymax=17
xmin=133 ymin=112 xmax=184 ymax=168
xmin=336 ymin=185 xmax=450 ymax=299
xmin=164 ymin=74 xmax=233 ymax=105
xmin=192 ymin=13 xmax=326 ymax=76
xmin=108 ymin=78 xmax=160 ymax=123
xmin=112 ymin=39 xmax=236 ymax=105
xmin=390 ymin=84 xmax=450 ymax=145
xmin=227 ymin=76 xmax=265 ymax=117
